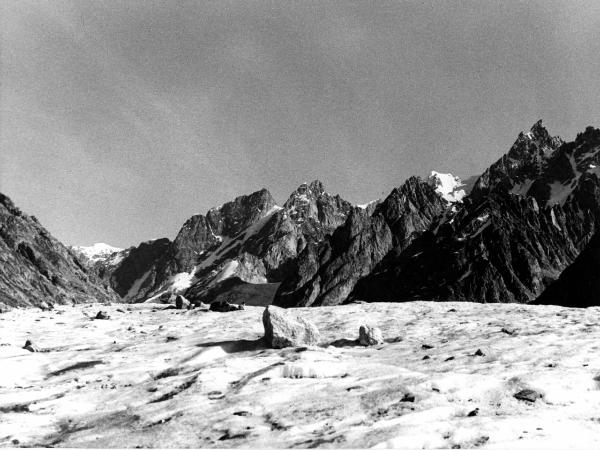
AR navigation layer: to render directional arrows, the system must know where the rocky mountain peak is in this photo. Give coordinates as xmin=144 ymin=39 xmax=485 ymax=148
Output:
xmin=526 ymin=119 xmax=549 ymax=140
xmin=283 ymin=180 xmax=352 ymax=232
xmin=284 ymin=180 xmax=325 ymax=205
xmin=470 ymin=120 xmax=563 ymax=200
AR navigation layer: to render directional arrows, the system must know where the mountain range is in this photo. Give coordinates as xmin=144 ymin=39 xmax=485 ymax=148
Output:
xmin=2 ymin=120 xmax=599 ymax=309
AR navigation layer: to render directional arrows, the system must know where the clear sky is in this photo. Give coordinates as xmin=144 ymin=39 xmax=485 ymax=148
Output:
xmin=2 ymin=0 xmax=599 ymax=248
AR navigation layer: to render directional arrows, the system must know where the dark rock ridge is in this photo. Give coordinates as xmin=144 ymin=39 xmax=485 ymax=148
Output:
xmin=351 ymin=192 xmax=582 ymax=302
xmin=0 ymin=193 xmax=116 ymax=308
xmin=350 ymin=121 xmax=600 ymax=304
xmin=273 ymin=177 xmax=447 ymax=307
xmin=534 ymin=229 xmax=600 ymax=307
xmin=470 ymin=120 xmax=564 ymax=200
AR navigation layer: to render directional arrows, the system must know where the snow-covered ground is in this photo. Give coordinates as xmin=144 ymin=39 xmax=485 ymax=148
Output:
xmin=2 ymin=301 xmax=600 ymax=448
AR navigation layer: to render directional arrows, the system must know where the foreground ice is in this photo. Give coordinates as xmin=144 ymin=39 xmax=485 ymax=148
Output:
xmin=1 ymin=301 xmax=600 ymax=448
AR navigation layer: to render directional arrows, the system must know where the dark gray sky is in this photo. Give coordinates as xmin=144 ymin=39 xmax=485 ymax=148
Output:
xmin=2 ymin=0 xmax=599 ymax=248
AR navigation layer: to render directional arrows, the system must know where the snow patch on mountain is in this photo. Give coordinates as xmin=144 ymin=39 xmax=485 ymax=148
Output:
xmin=357 ymin=199 xmax=379 ymax=209
xmin=428 ymin=171 xmax=467 ymax=203
xmin=170 ymin=268 xmax=198 ymax=292
xmin=215 ymin=260 xmax=240 ymax=283
xmin=73 ymin=243 xmax=123 ymax=262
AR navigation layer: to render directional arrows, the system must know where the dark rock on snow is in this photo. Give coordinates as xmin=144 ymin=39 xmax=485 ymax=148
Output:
xmin=23 ymin=340 xmax=40 ymax=352
xmin=95 ymin=311 xmax=110 ymax=320
xmin=514 ymin=389 xmax=543 ymax=403
xmin=209 ymin=300 xmax=244 ymax=312
xmin=358 ymin=325 xmax=384 ymax=346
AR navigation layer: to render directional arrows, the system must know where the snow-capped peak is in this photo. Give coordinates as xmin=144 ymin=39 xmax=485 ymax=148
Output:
xmin=428 ymin=171 xmax=467 ymax=203
xmin=73 ymin=243 xmax=123 ymax=262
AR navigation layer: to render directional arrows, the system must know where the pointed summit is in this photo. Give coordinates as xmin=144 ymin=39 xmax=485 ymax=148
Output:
xmin=283 ymin=180 xmax=352 ymax=233
xmin=529 ymin=119 xmax=547 ymax=138
xmin=470 ymin=120 xmax=563 ymax=199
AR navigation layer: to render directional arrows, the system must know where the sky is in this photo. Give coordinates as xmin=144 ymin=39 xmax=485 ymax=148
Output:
xmin=2 ymin=0 xmax=600 ymax=248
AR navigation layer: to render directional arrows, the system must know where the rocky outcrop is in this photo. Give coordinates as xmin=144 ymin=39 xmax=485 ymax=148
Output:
xmin=262 ymin=305 xmax=320 ymax=348
xmin=273 ymin=177 xmax=447 ymax=307
xmin=534 ymin=229 xmax=600 ymax=307
xmin=0 ymin=193 xmax=116 ymax=308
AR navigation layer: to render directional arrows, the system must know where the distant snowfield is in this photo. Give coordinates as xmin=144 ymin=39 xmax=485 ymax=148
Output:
xmin=2 ymin=302 xmax=600 ymax=448
xmin=72 ymin=243 xmax=123 ymax=262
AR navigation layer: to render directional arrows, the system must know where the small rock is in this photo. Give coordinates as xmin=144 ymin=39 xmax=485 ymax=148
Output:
xmin=210 ymin=300 xmax=241 ymax=312
xmin=514 ymin=389 xmax=543 ymax=403
xmin=467 ymin=408 xmax=479 ymax=417
xmin=358 ymin=325 xmax=384 ymax=346
xmin=422 ymin=355 xmax=430 ymax=360
xmin=401 ymin=392 xmax=415 ymax=402
xmin=23 ymin=339 xmax=40 ymax=352
xmin=445 ymin=356 xmax=455 ymax=361
xmin=501 ymin=327 xmax=517 ymax=335
xmin=95 ymin=311 xmax=110 ymax=320
xmin=262 ymin=305 xmax=320 ymax=349
xmin=39 ymin=301 xmax=53 ymax=311
xmin=421 ymin=344 xmax=434 ymax=350
xmin=473 ymin=349 xmax=485 ymax=357
xmin=208 ymin=390 xmax=225 ymax=400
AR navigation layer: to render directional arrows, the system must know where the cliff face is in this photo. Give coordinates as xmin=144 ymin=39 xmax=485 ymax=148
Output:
xmin=0 ymin=193 xmax=116 ymax=308
xmin=534 ymin=229 xmax=600 ymax=307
